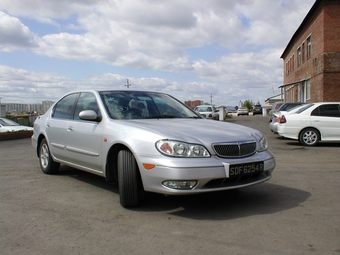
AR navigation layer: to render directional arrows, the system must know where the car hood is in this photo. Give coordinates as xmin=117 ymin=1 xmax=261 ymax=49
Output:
xmin=122 ymin=118 xmax=262 ymax=144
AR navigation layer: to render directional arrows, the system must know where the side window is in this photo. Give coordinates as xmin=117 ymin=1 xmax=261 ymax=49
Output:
xmin=312 ymin=104 xmax=340 ymax=117
xmin=74 ymin=92 xmax=99 ymax=120
xmin=319 ymin=104 xmax=340 ymax=117
xmin=52 ymin=93 xmax=79 ymax=119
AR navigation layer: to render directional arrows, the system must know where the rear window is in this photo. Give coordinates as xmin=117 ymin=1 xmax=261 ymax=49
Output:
xmin=287 ymin=104 xmax=306 ymax=112
xmin=296 ymin=104 xmax=314 ymax=114
xmin=278 ymin=103 xmax=303 ymax=111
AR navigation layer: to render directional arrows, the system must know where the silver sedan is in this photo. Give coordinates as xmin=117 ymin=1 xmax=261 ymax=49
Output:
xmin=32 ymin=90 xmax=276 ymax=207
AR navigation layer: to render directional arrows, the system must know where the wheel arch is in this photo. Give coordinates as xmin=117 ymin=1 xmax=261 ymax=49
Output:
xmin=36 ymin=134 xmax=47 ymax=157
xmin=105 ymin=143 xmax=132 ymax=183
xmin=298 ymin=126 xmax=322 ymax=142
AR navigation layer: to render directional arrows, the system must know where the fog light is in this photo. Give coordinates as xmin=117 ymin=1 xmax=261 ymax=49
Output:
xmin=162 ymin=180 xmax=197 ymax=189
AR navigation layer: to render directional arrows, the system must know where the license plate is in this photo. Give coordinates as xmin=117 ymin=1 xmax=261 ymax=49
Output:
xmin=224 ymin=161 xmax=264 ymax=178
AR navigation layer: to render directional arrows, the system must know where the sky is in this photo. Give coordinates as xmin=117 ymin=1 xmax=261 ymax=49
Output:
xmin=0 ymin=0 xmax=316 ymax=107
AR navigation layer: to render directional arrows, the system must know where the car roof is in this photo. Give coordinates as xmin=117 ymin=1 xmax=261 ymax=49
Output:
xmin=196 ymin=105 xmax=213 ymax=108
xmin=64 ymin=89 xmax=168 ymax=95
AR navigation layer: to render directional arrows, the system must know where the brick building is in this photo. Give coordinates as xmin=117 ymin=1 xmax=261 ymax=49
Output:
xmin=184 ymin=100 xmax=204 ymax=109
xmin=280 ymin=0 xmax=340 ymax=103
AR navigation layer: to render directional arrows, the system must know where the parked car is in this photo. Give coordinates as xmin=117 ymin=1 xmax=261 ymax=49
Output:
xmin=31 ymin=90 xmax=276 ymax=207
xmin=0 ymin=118 xmax=33 ymax=133
xmin=194 ymin=105 xmax=219 ymax=120
xmin=277 ymin=102 xmax=340 ymax=146
xmin=226 ymin=106 xmax=237 ymax=113
xmin=252 ymin=105 xmax=262 ymax=115
xmin=269 ymin=103 xmax=306 ymax=133
xmin=277 ymin=102 xmax=305 ymax=112
xmin=237 ymin=107 xmax=249 ymax=116
xmin=268 ymin=102 xmax=284 ymax=122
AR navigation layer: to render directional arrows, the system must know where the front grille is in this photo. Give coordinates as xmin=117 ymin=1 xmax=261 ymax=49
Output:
xmin=213 ymin=141 xmax=256 ymax=158
xmin=202 ymin=171 xmax=270 ymax=189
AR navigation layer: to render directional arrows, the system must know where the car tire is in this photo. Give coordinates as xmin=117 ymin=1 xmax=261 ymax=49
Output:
xmin=299 ymin=128 xmax=320 ymax=146
xmin=39 ymin=138 xmax=60 ymax=174
xmin=117 ymin=149 xmax=142 ymax=207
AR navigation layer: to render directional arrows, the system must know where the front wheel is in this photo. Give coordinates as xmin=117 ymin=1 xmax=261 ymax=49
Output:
xmin=299 ymin=128 xmax=320 ymax=146
xmin=39 ymin=138 xmax=60 ymax=174
xmin=117 ymin=150 xmax=143 ymax=207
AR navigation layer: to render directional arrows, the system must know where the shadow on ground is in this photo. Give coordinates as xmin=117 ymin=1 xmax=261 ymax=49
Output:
xmin=58 ymin=165 xmax=310 ymax=220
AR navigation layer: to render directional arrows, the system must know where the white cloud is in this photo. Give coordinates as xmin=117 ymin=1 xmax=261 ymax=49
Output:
xmin=0 ymin=0 xmax=316 ymax=106
xmin=0 ymin=12 xmax=38 ymax=51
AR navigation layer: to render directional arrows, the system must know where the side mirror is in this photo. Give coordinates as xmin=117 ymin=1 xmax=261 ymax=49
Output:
xmin=79 ymin=110 xmax=101 ymax=121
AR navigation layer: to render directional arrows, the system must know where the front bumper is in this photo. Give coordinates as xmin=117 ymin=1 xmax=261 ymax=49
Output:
xmin=136 ymin=151 xmax=276 ymax=195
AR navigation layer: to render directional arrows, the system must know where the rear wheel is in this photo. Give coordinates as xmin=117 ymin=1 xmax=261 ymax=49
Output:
xmin=117 ymin=150 xmax=142 ymax=207
xmin=39 ymin=139 xmax=60 ymax=174
xmin=299 ymin=128 xmax=320 ymax=146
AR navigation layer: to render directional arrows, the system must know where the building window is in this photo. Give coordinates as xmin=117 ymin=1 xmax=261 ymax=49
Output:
xmin=307 ymin=36 xmax=312 ymax=58
xmin=297 ymin=46 xmax=302 ymax=66
xmin=302 ymin=42 xmax=305 ymax=62
xmin=306 ymin=79 xmax=311 ymax=100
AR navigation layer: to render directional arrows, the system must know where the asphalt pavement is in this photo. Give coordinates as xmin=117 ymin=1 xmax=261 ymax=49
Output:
xmin=1 ymin=115 xmax=339 ymax=255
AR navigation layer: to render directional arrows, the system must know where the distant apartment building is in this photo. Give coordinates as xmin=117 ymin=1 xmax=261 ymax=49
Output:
xmin=6 ymin=103 xmax=28 ymax=113
xmin=28 ymin=104 xmax=42 ymax=113
xmin=5 ymin=103 xmax=42 ymax=114
xmin=42 ymin=100 xmax=55 ymax=113
xmin=280 ymin=0 xmax=340 ymax=102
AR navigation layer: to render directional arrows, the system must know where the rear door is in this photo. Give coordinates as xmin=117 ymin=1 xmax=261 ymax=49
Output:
xmin=310 ymin=104 xmax=340 ymax=141
xmin=46 ymin=93 xmax=79 ymax=161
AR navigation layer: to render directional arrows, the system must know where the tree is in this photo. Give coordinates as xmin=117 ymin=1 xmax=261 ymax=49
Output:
xmin=242 ymin=100 xmax=254 ymax=112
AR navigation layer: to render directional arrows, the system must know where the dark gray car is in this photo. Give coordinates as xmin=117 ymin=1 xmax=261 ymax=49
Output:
xmin=253 ymin=105 xmax=262 ymax=115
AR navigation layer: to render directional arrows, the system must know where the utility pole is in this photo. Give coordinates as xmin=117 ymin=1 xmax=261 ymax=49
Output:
xmin=124 ymin=79 xmax=132 ymax=88
xmin=210 ymin=94 xmax=213 ymax=105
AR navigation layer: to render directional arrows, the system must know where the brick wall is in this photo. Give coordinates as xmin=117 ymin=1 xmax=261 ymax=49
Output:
xmin=281 ymin=0 xmax=340 ymax=102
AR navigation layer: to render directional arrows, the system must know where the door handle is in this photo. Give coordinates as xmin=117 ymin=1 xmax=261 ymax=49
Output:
xmin=67 ymin=126 xmax=73 ymax=131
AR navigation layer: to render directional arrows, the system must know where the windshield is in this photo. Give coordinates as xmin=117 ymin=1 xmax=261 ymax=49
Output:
xmin=99 ymin=91 xmax=201 ymax=120
xmin=196 ymin=106 xmax=213 ymax=112
xmin=0 ymin=118 xmax=20 ymax=126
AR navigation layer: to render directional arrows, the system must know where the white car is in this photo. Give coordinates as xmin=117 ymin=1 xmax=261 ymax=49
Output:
xmin=277 ymin=102 xmax=340 ymax=146
xmin=0 ymin=118 xmax=34 ymax=133
xmin=270 ymin=104 xmax=306 ymax=134
xmin=194 ymin=105 xmax=219 ymax=120
xmin=237 ymin=107 xmax=249 ymax=116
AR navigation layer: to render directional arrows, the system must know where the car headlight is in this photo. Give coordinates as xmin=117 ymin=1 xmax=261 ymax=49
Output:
xmin=258 ymin=136 xmax=268 ymax=152
xmin=156 ymin=140 xmax=210 ymax=157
